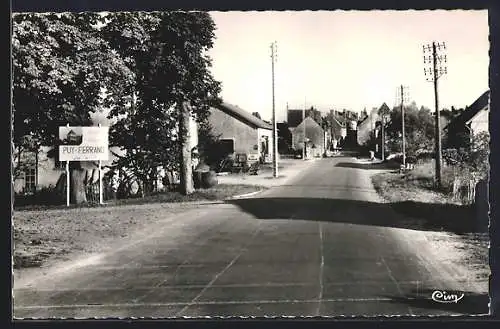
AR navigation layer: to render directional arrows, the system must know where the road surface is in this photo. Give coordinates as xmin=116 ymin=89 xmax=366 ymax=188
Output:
xmin=13 ymin=155 xmax=489 ymax=318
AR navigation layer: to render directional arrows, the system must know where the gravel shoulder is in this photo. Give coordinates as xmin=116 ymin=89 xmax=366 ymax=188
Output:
xmin=371 ymin=169 xmax=490 ymax=294
xmin=12 ymin=202 xmax=211 ymax=283
xmin=12 ymin=184 xmax=264 ymax=281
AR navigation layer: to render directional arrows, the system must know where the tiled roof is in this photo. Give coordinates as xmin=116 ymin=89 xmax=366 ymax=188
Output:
xmin=214 ymin=102 xmax=273 ymax=130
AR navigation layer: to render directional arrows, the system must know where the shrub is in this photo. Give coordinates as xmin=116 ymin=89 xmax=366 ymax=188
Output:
xmin=14 ymin=185 xmax=63 ymax=207
xmin=406 ymin=155 xmax=417 ymax=164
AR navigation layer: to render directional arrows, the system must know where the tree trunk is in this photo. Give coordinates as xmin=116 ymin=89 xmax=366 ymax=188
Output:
xmin=70 ymin=162 xmax=88 ymax=204
xmin=179 ymin=101 xmax=194 ymax=195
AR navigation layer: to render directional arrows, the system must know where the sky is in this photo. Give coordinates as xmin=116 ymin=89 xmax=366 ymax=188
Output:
xmin=207 ymin=10 xmax=490 ymax=122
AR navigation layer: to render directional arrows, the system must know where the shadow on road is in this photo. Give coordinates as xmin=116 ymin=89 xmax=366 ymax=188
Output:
xmin=382 ymin=289 xmax=490 ymax=315
xmin=335 ymin=161 xmax=400 ymax=171
xmin=227 ymin=197 xmax=486 ymax=234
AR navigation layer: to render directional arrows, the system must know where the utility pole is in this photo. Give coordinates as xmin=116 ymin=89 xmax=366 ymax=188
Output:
xmin=270 ymin=41 xmax=278 ymax=178
xmin=401 ymin=85 xmax=405 ymax=167
xmin=380 ymin=103 xmax=390 ymax=162
xmin=395 ymin=86 xmax=410 ymax=168
xmin=381 ymin=115 xmax=385 ymax=161
xmin=424 ymin=41 xmax=447 ymax=188
xmin=303 ymin=97 xmax=307 ymax=160
xmin=344 ymin=109 xmax=347 ymax=148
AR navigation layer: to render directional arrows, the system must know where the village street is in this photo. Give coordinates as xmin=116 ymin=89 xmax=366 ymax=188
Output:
xmin=13 ymin=155 xmax=488 ymax=318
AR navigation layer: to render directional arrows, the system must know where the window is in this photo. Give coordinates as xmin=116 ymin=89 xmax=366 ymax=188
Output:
xmin=24 ymin=167 xmax=36 ymax=194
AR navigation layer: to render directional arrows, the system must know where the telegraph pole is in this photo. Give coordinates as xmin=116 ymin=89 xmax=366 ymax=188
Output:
xmin=271 ymin=41 xmax=278 ymax=178
xmin=303 ymin=97 xmax=307 ymax=160
xmin=401 ymin=85 xmax=406 ymax=168
xmin=381 ymin=115 xmax=385 ymax=161
xmin=424 ymin=41 xmax=447 ymax=188
xmin=396 ymin=86 xmax=410 ymax=168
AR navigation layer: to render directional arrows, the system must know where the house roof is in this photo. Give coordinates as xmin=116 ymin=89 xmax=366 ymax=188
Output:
xmin=294 ymin=117 xmax=324 ymax=133
xmin=358 ymin=115 xmax=369 ymax=126
xmin=379 ymin=102 xmax=391 ymax=115
xmin=214 ymin=102 xmax=273 ymax=130
xmin=445 ymin=90 xmax=490 ymax=130
xmin=287 ymin=109 xmax=305 ymax=128
xmin=358 ymin=104 xmax=386 ymax=126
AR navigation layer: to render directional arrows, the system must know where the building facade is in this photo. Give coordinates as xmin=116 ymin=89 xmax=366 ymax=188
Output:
xmin=207 ymin=102 xmax=274 ymax=164
xmin=290 ymin=117 xmax=326 ymax=158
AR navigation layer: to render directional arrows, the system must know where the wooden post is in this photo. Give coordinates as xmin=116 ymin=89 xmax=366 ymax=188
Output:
xmin=98 ymin=123 xmax=103 ymax=205
xmin=66 ymin=123 xmax=70 ymax=207
xmin=381 ymin=116 xmax=385 ymax=161
xmin=270 ymin=41 xmax=278 ymax=177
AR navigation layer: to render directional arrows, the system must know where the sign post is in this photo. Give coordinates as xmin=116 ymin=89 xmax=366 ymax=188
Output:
xmin=98 ymin=124 xmax=103 ymax=205
xmin=66 ymin=125 xmax=70 ymax=207
xmin=65 ymin=124 xmax=70 ymax=207
xmin=59 ymin=125 xmax=109 ymax=207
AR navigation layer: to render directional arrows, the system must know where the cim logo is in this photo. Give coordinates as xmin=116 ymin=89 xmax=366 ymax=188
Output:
xmin=431 ymin=290 xmax=465 ymax=304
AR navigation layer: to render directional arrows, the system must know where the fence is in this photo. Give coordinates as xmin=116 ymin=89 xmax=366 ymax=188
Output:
xmin=85 ymin=176 xmax=113 ymax=204
xmin=452 ymin=176 xmax=478 ymax=204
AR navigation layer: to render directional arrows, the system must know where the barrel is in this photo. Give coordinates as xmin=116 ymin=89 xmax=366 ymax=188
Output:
xmin=201 ymin=171 xmax=218 ymax=188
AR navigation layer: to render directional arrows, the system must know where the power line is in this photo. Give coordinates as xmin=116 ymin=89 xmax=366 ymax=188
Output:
xmin=424 ymin=41 xmax=447 ymax=188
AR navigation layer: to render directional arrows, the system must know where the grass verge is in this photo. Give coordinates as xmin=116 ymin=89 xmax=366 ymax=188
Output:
xmin=14 ymin=184 xmax=265 ymax=212
xmin=371 ymin=167 xmax=489 ymax=289
xmin=13 ymin=184 xmax=265 ymax=270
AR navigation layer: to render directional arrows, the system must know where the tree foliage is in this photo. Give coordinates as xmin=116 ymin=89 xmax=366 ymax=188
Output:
xmin=443 ymin=131 xmax=489 ymax=179
xmin=12 ymin=11 xmax=222 ymax=200
xmin=12 ymin=12 xmax=134 ymax=147
xmin=385 ymin=102 xmax=435 ymax=157
xmin=197 ymin=120 xmax=222 ymax=168
xmin=12 ymin=12 xmax=135 ymax=203
xmin=102 ymin=12 xmax=222 ymax=195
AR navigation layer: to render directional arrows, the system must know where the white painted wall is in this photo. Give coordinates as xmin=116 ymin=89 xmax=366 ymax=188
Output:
xmin=470 ymin=108 xmax=489 ymax=135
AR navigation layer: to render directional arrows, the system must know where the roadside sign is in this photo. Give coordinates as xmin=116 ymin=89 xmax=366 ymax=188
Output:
xmin=247 ymin=153 xmax=260 ymax=162
xmin=58 ymin=126 xmax=109 ymax=161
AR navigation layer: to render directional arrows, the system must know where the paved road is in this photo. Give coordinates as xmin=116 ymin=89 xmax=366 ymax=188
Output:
xmin=13 ymin=156 xmax=489 ymax=318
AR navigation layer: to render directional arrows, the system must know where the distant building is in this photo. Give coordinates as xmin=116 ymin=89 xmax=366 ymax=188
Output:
xmin=207 ymin=102 xmax=274 ymax=163
xmin=290 ymin=117 xmax=326 ymax=158
xmin=277 ymin=122 xmax=293 ymax=154
xmin=327 ymin=110 xmax=346 ymax=142
xmin=357 ymin=104 xmax=387 ymax=147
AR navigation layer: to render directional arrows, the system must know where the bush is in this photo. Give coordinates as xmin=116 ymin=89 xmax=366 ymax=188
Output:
xmin=443 ymin=132 xmax=489 ymax=180
xmin=416 ymin=151 xmax=434 ymax=163
xmin=14 ymin=185 xmax=63 ymax=207
xmin=406 ymin=155 xmax=417 ymax=164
